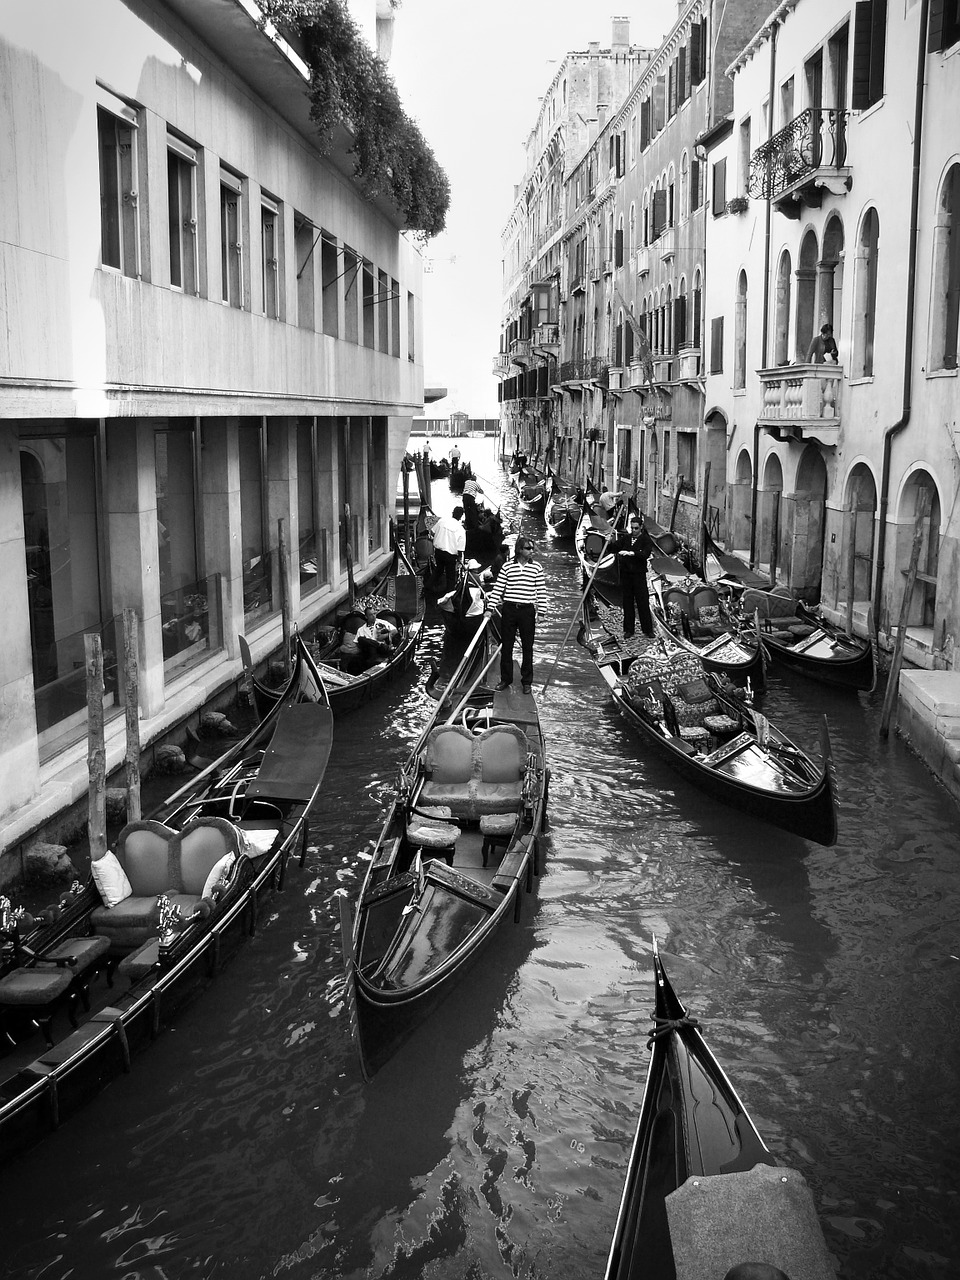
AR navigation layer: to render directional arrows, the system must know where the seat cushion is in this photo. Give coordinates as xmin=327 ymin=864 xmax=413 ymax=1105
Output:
xmin=90 ymin=895 xmax=160 ymax=950
xmin=476 ymin=724 xmax=528 ymax=784
xmin=424 ymin=724 xmax=476 ymax=784
xmin=44 ymin=935 xmax=111 ymax=973
xmin=480 ymin=813 xmax=517 ymax=837
xmin=406 ymin=820 xmax=459 ymax=849
xmin=115 ymin=821 xmax=178 ymax=896
xmin=0 ymin=968 xmax=73 ymax=1005
xmin=178 ymin=818 xmax=240 ymax=895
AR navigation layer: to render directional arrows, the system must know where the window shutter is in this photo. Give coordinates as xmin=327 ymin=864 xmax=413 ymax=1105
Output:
xmin=652 ymin=189 xmax=667 ymax=239
xmin=710 ymin=316 xmax=724 ymax=373
xmin=679 ymin=46 xmax=688 ymax=103
xmin=668 ymin=64 xmax=677 ymax=118
xmin=852 ymin=1 xmax=876 ymax=108
xmin=712 ymin=158 xmax=727 ymax=216
xmin=869 ymin=0 xmax=887 ymax=104
xmin=693 ymin=287 xmax=702 ymax=349
xmin=653 ymin=77 xmax=666 ymax=133
xmin=675 ymin=295 xmax=687 ymax=349
xmin=928 ymin=0 xmax=960 ymax=51
xmin=690 ymin=159 xmax=701 ymax=211
xmin=614 ymin=227 xmax=624 ymax=267
xmin=690 ymin=21 xmax=703 ymax=85
xmin=640 ymin=99 xmax=650 ymax=150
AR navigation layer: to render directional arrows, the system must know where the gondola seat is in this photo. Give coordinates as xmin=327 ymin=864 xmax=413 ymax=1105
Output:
xmin=480 ymin=813 xmax=518 ymax=866
xmin=419 ymin=723 xmax=528 ymax=819
xmin=420 ymin=724 xmax=476 ymax=813
xmin=90 ymin=818 xmax=242 ymax=952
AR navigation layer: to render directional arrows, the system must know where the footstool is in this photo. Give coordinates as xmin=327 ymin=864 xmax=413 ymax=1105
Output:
xmin=44 ymin=935 xmax=112 ymax=1008
xmin=406 ymin=810 xmax=460 ymax=867
xmin=480 ymin=813 xmax=517 ymax=867
xmin=0 ymin=967 xmax=78 ymax=1047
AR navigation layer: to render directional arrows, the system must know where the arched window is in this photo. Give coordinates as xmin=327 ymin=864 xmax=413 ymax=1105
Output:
xmin=676 ymin=276 xmax=689 ymax=350
xmin=665 ymin=283 xmax=674 ymax=354
xmin=692 ymin=268 xmax=702 ymax=354
xmin=774 ymin=250 xmax=792 ymax=365
xmin=628 ymin=203 xmax=636 ymax=257
xmin=930 ymin=164 xmax=960 ymax=371
xmin=734 ymin=270 xmax=748 ymax=389
xmin=667 ymin=164 xmax=676 ymax=226
xmin=625 ymin=308 xmax=635 ymax=364
xmin=796 ymin=229 xmax=819 ymax=360
xmin=853 ymin=208 xmax=880 ymax=377
xmin=679 ymin=151 xmax=689 ymax=221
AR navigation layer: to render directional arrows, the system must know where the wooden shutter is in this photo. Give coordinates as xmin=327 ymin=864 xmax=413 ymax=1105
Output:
xmin=614 ymin=227 xmax=624 ymax=267
xmin=652 ymin=189 xmax=667 ymax=240
xmin=674 ymin=295 xmax=687 ymax=350
xmin=712 ymin=158 xmax=727 ymax=216
xmin=690 ymin=159 xmax=701 ymax=211
xmin=852 ymin=0 xmax=887 ymax=109
xmin=653 ymin=77 xmax=666 ymax=133
xmin=692 ymin=287 xmax=702 ymax=350
xmin=928 ymin=0 xmax=960 ymax=51
xmin=679 ymin=46 xmax=688 ymax=103
xmin=690 ymin=21 xmax=703 ymax=85
xmin=869 ymin=0 xmax=887 ymax=104
xmin=640 ymin=98 xmax=651 ymax=150
xmin=668 ymin=63 xmax=677 ymax=118
xmin=710 ymin=316 xmax=724 ymax=373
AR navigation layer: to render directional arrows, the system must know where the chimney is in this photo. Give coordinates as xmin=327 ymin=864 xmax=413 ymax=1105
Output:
xmin=612 ymin=16 xmax=630 ymax=48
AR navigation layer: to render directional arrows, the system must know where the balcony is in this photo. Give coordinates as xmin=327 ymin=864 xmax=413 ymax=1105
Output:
xmin=558 ymin=356 xmax=608 ymax=384
xmin=532 ymin=322 xmax=559 ymax=352
xmin=657 ymin=226 xmax=676 ymax=260
xmin=677 ymin=347 xmax=701 ymax=379
xmin=603 ymin=257 xmax=614 ymax=275
xmin=636 ymin=246 xmax=650 ymax=277
xmin=749 ymin=108 xmax=851 ymax=218
xmin=570 ymin=274 xmax=586 ymax=294
xmin=608 ymin=367 xmax=623 ymax=390
xmin=653 ymin=356 xmax=674 ymax=383
xmin=757 ymin=364 xmax=842 ymax=446
xmin=492 ymin=352 xmax=512 ymax=378
xmin=510 ymin=337 xmax=534 ymax=366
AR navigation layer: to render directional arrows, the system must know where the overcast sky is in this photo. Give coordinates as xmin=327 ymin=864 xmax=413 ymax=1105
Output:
xmin=387 ymin=1 xmax=674 ymax=420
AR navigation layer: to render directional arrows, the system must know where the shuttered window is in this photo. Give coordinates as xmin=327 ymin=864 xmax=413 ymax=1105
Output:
xmin=614 ymin=227 xmax=624 ymax=267
xmin=852 ymin=0 xmax=887 ymax=110
xmin=712 ymin=158 xmax=727 ymax=217
xmin=710 ymin=316 xmax=724 ymax=373
xmin=640 ymin=99 xmax=651 ymax=150
xmin=929 ymin=0 xmax=960 ymax=51
xmin=690 ymin=159 xmax=701 ymax=212
xmin=652 ymin=189 xmax=668 ymax=240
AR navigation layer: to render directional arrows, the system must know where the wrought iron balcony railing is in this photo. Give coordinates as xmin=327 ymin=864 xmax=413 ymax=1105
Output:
xmin=748 ymin=108 xmax=848 ymax=202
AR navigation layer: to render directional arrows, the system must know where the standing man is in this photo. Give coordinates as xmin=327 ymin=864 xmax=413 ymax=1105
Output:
xmin=615 ymin=513 xmax=655 ymax=638
xmin=431 ymin=505 xmax=466 ymax=591
xmin=483 ymin=538 xmax=546 ymax=695
xmin=461 ymin=473 xmax=484 ymax=528
xmin=449 ymin=441 xmax=461 ymax=471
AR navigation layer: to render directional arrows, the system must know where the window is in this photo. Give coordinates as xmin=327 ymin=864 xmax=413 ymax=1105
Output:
xmin=616 ymin=426 xmax=632 ymax=484
xmin=391 ymin=277 xmax=401 ymax=358
xmin=930 ymin=165 xmax=960 ymax=370
xmin=343 ymin=247 xmax=360 ymax=342
xmin=156 ymin=425 xmax=210 ymax=669
xmin=97 ymin=91 xmax=139 ymax=277
xmin=734 ymin=271 xmax=748 ymax=389
xmin=239 ymin=420 xmax=270 ymax=620
xmin=853 ymin=209 xmax=880 ymax=376
xmin=167 ymin=134 xmax=199 ymax=294
xmin=614 ymin=224 xmax=624 ymax=267
xmin=852 ymin=0 xmax=887 ymax=110
xmin=711 ymin=158 xmax=727 ymax=217
xmin=774 ymin=250 xmax=792 ymax=365
xmin=261 ymin=195 xmax=280 ymax=320
xmin=930 ymin=0 xmax=960 ymax=51
xmin=652 ymin=189 xmax=667 ymax=240
xmin=692 ymin=271 xmax=702 ymax=353
xmin=690 ymin=17 xmax=707 ymax=86
xmin=690 ymin=158 xmax=701 ymax=213
xmin=780 ymin=76 xmax=795 ymax=129
xmin=677 ymin=433 xmax=697 ymax=494
xmin=407 ymin=290 xmax=416 ymax=362
xmin=628 ymin=204 xmax=636 ymax=257
xmin=629 ymin=116 xmax=637 ymax=166
xmin=220 ymin=168 xmax=244 ymax=308
xmin=738 ymin=118 xmax=751 ymax=195
xmin=710 ymin=316 xmax=724 ymax=373
xmin=321 ymin=233 xmax=339 ymax=338
xmin=297 ymin=419 xmax=325 ymax=592
xmin=295 ymin=214 xmax=316 ymax=330
xmin=674 ymin=287 xmax=688 ymax=351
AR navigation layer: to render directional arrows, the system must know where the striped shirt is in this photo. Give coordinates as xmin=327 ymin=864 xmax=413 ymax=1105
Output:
xmin=485 ymin=559 xmax=547 ymax=611
xmin=462 ymin=478 xmax=483 ymax=497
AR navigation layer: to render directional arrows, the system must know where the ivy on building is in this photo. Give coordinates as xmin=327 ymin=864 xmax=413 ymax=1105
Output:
xmin=259 ymin=0 xmax=449 ymax=237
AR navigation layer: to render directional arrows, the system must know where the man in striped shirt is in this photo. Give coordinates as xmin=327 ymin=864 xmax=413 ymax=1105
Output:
xmin=483 ymin=538 xmax=546 ymax=694
xmin=461 ymin=474 xmax=484 ymax=528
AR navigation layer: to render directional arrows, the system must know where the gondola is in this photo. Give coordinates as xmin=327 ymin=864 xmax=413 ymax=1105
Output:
xmin=579 ymin=594 xmax=837 ymax=845
xmin=648 ymin=577 xmax=766 ymax=692
xmin=340 ymin=616 xmax=548 ymax=1080
xmin=240 ymin=545 xmax=424 ymax=717
xmin=749 ymin=595 xmax=877 ymax=693
xmin=0 ymin=636 xmax=333 ymax=1163
xmin=605 ymin=941 xmax=836 ymax=1280
xmin=545 ymin=474 xmax=584 ymax=539
xmin=575 ymin=496 xmax=626 ymax=591
xmin=514 ymin=465 xmax=548 ymax=513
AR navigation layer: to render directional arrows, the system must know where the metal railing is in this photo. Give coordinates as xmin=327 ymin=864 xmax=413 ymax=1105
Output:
xmin=749 ymin=108 xmax=848 ymax=201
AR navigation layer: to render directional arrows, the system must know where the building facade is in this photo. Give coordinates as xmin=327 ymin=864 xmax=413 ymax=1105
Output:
xmin=703 ymin=0 xmax=960 ymax=670
xmin=1 ymin=0 xmax=430 ymax=866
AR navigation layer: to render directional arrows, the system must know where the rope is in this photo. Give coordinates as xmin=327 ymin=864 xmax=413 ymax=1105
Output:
xmin=646 ymin=1014 xmax=700 ymax=1048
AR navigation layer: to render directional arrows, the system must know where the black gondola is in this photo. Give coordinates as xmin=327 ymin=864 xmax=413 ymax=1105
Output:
xmin=514 ymin=465 xmax=548 ymax=513
xmin=340 ymin=617 xmax=548 ymax=1080
xmin=241 ymin=546 xmax=424 ymax=716
xmin=579 ymin=596 xmax=838 ymax=846
xmin=545 ymin=473 xmax=584 ymax=539
xmin=0 ymin=636 xmax=333 ymax=1163
xmin=647 ymin=578 xmax=766 ymax=692
xmin=605 ymin=942 xmax=836 ymax=1280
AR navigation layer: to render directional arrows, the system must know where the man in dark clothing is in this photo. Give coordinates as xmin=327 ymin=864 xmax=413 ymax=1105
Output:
xmin=615 ymin=513 xmax=655 ymax=638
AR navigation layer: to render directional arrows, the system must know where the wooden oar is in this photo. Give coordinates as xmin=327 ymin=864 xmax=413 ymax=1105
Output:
xmin=539 ymin=527 xmax=618 ymax=703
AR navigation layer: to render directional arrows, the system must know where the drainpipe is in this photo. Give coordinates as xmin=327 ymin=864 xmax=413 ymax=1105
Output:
xmin=872 ymin=0 xmax=928 ymax=625
xmin=749 ymin=16 xmax=779 ymax=567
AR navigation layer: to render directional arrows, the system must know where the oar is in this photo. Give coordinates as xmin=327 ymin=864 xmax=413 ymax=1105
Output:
xmin=538 ymin=528 xmax=617 ymax=704
xmin=408 ymin=613 xmax=494 ymax=758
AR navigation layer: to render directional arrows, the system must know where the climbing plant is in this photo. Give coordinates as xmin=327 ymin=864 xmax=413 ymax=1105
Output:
xmin=258 ymin=0 xmax=449 ymax=236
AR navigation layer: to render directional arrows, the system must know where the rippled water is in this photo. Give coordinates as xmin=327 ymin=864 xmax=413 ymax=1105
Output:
xmin=3 ymin=442 xmax=959 ymax=1279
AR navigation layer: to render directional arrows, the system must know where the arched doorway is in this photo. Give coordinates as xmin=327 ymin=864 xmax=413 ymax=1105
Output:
xmin=898 ymin=470 xmax=941 ymax=630
xmin=731 ymin=449 xmax=753 ymax=553
xmin=792 ymin=445 xmax=828 ymax=597
xmin=760 ymin=453 xmax=784 ymax=577
xmin=843 ymin=463 xmax=877 ymax=613
xmin=702 ymin=409 xmax=728 ymax=542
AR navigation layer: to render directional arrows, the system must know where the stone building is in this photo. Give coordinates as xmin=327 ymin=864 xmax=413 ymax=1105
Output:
xmin=702 ymin=0 xmax=960 ymax=672
xmin=0 ymin=0 xmax=434 ymax=873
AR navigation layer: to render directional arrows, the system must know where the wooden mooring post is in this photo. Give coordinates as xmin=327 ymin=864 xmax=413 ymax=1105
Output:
xmin=278 ymin=517 xmax=292 ymax=681
xmin=123 ymin=609 xmax=141 ymax=823
xmin=85 ymin=633 xmax=107 ymax=861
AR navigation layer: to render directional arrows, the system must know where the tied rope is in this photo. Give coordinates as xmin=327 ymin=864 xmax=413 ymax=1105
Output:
xmin=646 ymin=1014 xmax=700 ymax=1049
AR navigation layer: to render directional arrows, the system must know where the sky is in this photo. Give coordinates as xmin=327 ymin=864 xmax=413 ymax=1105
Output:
xmin=386 ymin=1 xmax=674 ymax=421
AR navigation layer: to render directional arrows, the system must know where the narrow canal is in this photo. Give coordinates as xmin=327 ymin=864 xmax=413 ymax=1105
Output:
xmin=2 ymin=440 xmax=958 ymax=1280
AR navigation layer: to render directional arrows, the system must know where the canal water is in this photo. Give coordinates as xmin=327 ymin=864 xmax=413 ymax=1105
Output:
xmin=2 ymin=439 xmax=959 ymax=1280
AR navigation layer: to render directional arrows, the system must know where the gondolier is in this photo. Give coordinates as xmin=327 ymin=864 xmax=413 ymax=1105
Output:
xmin=615 ymin=514 xmax=655 ymax=638
xmin=483 ymin=538 xmax=547 ymax=694
xmin=461 ymin=474 xmax=484 ymax=528
xmin=431 ymin=506 xmax=466 ymax=591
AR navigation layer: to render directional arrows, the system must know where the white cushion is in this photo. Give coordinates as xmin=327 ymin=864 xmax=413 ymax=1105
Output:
xmin=202 ymin=851 xmax=236 ymax=901
xmin=91 ymin=851 xmax=133 ymax=908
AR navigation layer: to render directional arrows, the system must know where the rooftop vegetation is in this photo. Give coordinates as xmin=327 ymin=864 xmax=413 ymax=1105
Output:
xmin=259 ymin=0 xmax=449 ymax=237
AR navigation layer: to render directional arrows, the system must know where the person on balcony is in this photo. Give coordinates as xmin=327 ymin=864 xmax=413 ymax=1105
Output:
xmin=807 ymin=323 xmax=838 ymax=364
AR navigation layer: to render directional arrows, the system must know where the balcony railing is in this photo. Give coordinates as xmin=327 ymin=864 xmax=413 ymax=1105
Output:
xmin=559 ymin=356 xmax=608 ymax=382
xmin=657 ymin=225 xmax=676 ymax=260
xmin=749 ymin=108 xmax=849 ymax=204
xmin=532 ymin=322 xmax=559 ymax=349
xmin=510 ymin=338 xmax=532 ymax=364
xmin=570 ymin=274 xmax=586 ymax=294
xmin=636 ymin=246 xmax=650 ymax=276
xmin=492 ymin=352 xmax=512 ymax=378
xmin=757 ymin=364 xmax=842 ymax=445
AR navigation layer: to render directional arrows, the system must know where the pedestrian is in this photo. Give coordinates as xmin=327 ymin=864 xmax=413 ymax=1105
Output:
xmin=806 ymin=322 xmax=838 ymax=363
xmin=615 ymin=512 xmax=655 ymax=638
xmin=482 ymin=537 xmax=546 ymax=695
xmin=431 ymin=505 xmax=466 ymax=591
